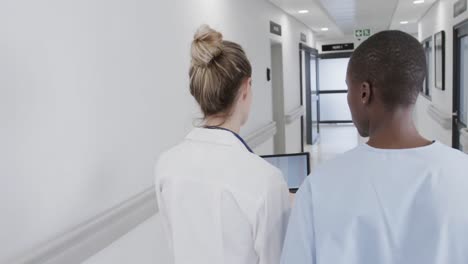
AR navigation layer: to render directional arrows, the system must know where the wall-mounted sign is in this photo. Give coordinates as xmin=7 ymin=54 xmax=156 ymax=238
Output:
xmin=270 ymin=21 xmax=282 ymax=36
xmin=322 ymin=43 xmax=355 ymax=52
xmin=454 ymin=0 xmax=467 ymax=18
xmin=355 ymin=29 xmax=371 ymax=38
xmin=300 ymin=33 xmax=307 ymax=43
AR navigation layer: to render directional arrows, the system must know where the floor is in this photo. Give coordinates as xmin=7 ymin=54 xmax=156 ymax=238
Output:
xmin=304 ymin=124 xmax=364 ymax=170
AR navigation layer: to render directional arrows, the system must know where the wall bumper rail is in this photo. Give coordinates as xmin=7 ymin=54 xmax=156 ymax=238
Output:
xmin=243 ymin=122 xmax=277 ymax=149
xmin=8 ymin=187 xmax=157 ymax=264
xmin=284 ymin=106 xmax=305 ymax=125
xmin=427 ymin=104 xmax=452 ymax=130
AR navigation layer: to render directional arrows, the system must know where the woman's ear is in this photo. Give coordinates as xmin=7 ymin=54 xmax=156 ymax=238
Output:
xmin=242 ymin=77 xmax=252 ymax=100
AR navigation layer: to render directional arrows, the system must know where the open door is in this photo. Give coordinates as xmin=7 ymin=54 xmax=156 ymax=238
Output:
xmin=300 ymin=43 xmax=320 ymax=145
xmin=453 ymin=20 xmax=468 ymax=153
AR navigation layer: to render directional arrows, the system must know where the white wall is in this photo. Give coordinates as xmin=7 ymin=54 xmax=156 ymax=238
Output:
xmin=285 ymin=120 xmax=302 ymax=153
xmin=254 ymin=138 xmax=275 ymax=155
xmin=0 ymin=0 xmax=314 ymax=262
xmin=84 ymin=215 xmax=172 ymax=264
xmin=415 ymin=0 xmax=468 ymax=145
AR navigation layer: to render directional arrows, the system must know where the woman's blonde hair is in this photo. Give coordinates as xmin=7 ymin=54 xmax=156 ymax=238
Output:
xmin=189 ymin=25 xmax=252 ymax=118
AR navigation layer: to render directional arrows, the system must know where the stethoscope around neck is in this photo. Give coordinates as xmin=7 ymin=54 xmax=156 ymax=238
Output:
xmin=203 ymin=126 xmax=254 ymax=153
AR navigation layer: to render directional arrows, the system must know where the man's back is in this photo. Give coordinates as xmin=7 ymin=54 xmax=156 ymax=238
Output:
xmin=281 ymin=142 xmax=468 ymax=264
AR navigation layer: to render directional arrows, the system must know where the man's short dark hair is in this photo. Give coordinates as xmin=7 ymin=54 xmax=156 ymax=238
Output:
xmin=348 ymin=30 xmax=427 ymax=109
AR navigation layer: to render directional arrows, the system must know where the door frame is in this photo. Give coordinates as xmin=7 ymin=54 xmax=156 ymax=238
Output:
xmin=271 ymin=40 xmax=286 ymax=154
xmin=299 ymin=43 xmax=320 ymax=147
xmin=317 ymin=52 xmax=353 ymax=124
xmin=453 ymin=19 xmax=468 ymax=149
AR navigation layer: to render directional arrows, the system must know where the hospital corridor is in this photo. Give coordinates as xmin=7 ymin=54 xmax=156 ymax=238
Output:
xmin=2 ymin=0 xmax=468 ymax=263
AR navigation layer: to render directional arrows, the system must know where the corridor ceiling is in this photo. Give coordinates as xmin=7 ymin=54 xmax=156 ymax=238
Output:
xmin=270 ymin=0 xmax=438 ymax=40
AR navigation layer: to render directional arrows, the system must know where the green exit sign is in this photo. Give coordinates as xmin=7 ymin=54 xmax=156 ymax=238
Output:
xmin=355 ymin=29 xmax=371 ymax=38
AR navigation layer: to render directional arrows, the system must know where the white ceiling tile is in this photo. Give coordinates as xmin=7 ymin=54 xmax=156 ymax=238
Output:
xmin=269 ymin=0 xmax=345 ymax=39
xmin=389 ymin=0 xmax=438 ymax=34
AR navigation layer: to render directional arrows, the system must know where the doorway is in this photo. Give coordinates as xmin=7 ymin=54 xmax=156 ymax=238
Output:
xmin=300 ymin=44 xmax=320 ymax=145
xmin=318 ymin=52 xmax=353 ymax=124
xmin=271 ymin=41 xmax=286 ymax=154
xmin=453 ymin=20 xmax=468 ymax=153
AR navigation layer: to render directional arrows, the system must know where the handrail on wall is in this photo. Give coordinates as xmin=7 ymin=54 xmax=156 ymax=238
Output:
xmin=426 ymin=104 xmax=452 ymax=130
xmin=243 ymin=121 xmax=277 ymax=149
xmin=284 ymin=106 xmax=305 ymax=125
xmin=7 ymin=188 xmax=157 ymax=264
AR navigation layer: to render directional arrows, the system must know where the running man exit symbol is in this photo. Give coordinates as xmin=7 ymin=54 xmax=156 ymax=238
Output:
xmin=355 ymin=29 xmax=362 ymax=38
xmin=355 ymin=29 xmax=371 ymax=38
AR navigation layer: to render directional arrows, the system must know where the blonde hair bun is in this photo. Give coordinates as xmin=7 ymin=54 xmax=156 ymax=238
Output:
xmin=189 ymin=24 xmax=252 ymax=118
xmin=191 ymin=25 xmax=224 ymax=67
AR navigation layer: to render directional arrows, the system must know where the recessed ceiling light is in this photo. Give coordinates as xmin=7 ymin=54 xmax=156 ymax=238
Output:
xmin=413 ymin=0 xmax=425 ymax=4
xmin=400 ymin=21 xmax=409 ymax=24
xmin=298 ymin=10 xmax=309 ymax=14
xmin=321 ymin=27 xmax=329 ymax=31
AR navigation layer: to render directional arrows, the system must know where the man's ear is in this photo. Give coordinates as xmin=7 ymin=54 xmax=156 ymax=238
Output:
xmin=360 ymin=81 xmax=372 ymax=105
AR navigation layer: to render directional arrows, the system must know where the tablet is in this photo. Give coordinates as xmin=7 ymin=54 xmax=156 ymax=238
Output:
xmin=262 ymin=152 xmax=310 ymax=193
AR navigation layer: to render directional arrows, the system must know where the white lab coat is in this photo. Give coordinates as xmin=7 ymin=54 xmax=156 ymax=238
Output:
xmin=155 ymin=128 xmax=290 ymax=264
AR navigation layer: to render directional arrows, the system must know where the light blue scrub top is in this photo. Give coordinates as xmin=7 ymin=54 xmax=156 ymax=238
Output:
xmin=281 ymin=142 xmax=468 ymax=264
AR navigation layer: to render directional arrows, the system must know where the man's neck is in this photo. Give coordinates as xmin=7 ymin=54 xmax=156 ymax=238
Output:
xmin=367 ymin=108 xmax=432 ymax=149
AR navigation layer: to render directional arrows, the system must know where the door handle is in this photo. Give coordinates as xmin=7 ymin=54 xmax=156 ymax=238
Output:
xmin=453 ymin=111 xmax=459 ymax=117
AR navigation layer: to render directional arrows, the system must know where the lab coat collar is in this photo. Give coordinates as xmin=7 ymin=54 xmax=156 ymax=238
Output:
xmin=186 ymin=128 xmax=252 ymax=153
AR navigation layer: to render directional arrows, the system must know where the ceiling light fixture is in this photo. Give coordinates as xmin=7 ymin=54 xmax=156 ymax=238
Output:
xmin=321 ymin=27 xmax=329 ymax=31
xmin=413 ymin=0 xmax=425 ymax=4
xmin=400 ymin=21 xmax=409 ymax=24
xmin=298 ymin=10 xmax=309 ymax=14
